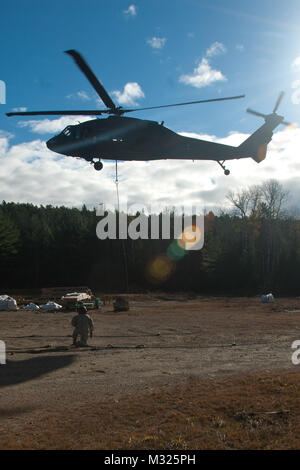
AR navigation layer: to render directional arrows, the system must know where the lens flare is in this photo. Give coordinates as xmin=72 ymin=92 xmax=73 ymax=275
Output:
xmin=179 ymin=225 xmax=202 ymax=249
xmin=146 ymin=254 xmax=175 ymax=283
xmin=146 ymin=225 xmax=202 ymax=283
xmin=167 ymin=240 xmax=185 ymax=261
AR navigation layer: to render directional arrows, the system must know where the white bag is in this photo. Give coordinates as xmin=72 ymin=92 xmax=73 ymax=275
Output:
xmin=0 ymin=295 xmax=18 ymax=311
xmin=40 ymin=301 xmax=62 ymax=310
xmin=261 ymin=293 xmax=275 ymax=303
xmin=24 ymin=303 xmax=40 ymax=310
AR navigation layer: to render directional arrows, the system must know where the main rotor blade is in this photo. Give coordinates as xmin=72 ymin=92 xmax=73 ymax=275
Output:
xmin=6 ymin=110 xmax=109 ymax=117
xmin=65 ymin=49 xmax=117 ymax=110
xmin=7 ymin=95 xmax=245 ymax=117
xmin=123 ymin=95 xmax=245 ymax=113
xmin=273 ymin=91 xmax=284 ymax=113
xmin=246 ymin=108 xmax=267 ymax=118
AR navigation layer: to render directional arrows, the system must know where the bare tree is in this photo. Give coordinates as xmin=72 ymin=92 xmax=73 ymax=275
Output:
xmin=248 ymin=185 xmax=262 ymax=214
xmin=227 ymin=189 xmax=252 ymax=218
xmin=259 ymin=179 xmax=289 ymax=219
xmin=227 ymin=180 xmax=289 ymax=220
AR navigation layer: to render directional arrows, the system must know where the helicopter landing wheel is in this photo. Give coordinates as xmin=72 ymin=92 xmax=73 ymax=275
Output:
xmin=217 ymin=160 xmax=230 ymax=176
xmin=94 ymin=161 xmax=103 ymax=171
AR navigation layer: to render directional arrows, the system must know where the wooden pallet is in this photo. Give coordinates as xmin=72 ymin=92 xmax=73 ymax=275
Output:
xmin=41 ymin=286 xmax=93 ymax=297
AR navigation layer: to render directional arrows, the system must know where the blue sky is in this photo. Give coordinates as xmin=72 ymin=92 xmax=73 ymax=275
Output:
xmin=0 ymin=0 xmax=300 ymax=209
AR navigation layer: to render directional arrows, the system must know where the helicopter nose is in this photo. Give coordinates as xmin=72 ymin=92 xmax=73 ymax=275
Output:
xmin=46 ymin=135 xmax=71 ymax=156
xmin=46 ymin=137 xmax=55 ymax=150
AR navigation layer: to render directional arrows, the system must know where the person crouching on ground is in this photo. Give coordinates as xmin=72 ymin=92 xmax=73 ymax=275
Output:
xmin=72 ymin=304 xmax=94 ymax=346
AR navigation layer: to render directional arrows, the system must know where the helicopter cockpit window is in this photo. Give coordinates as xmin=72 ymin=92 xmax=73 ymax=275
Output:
xmin=62 ymin=126 xmax=72 ymax=137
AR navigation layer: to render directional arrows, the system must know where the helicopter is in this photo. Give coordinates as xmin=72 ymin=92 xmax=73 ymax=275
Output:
xmin=6 ymin=50 xmax=289 ymax=175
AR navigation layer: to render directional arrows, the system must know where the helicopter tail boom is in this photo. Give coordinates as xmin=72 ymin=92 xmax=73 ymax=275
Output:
xmin=238 ymin=113 xmax=284 ymax=164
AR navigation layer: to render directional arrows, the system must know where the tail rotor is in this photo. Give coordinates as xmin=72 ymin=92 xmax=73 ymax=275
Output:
xmin=247 ymin=91 xmax=290 ymax=126
xmin=272 ymin=91 xmax=284 ymax=113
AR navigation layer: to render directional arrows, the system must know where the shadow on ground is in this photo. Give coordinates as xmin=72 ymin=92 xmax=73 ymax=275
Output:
xmin=0 ymin=406 xmax=35 ymax=418
xmin=0 ymin=355 xmax=75 ymax=387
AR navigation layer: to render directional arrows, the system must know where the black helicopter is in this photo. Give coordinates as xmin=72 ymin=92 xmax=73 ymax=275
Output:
xmin=7 ymin=50 xmax=289 ymax=175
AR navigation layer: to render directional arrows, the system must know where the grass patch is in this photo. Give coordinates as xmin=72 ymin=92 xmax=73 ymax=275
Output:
xmin=1 ymin=370 xmax=300 ymax=449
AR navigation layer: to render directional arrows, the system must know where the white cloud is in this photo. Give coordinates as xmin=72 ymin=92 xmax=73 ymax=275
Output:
xmin=111 ymin=82 xmax=145 ymax=106
xmin=236 ymin=44 xmax=244 ymax=52
xmin=291 ymin=58 xmax=300 ymax=104
xmin=1 ymin=124 xmax=300 ymax=211
xmin=179 ymin=57 xmax=226 ymax=88
xmin=292 ymin=56 xmax=300 ymax=69
xmin=291 ymin=80 xmax=300 ymax=105
xmin=124 ymin=4 xmax=137 ymax=17
xmin=179 ymin=41 xmax=227 ymax=89
xmin=66 ymin=90 xmax=91 ymax=101
xmin=206 ymin=41 xmax=226 ymax=57
xmin=179 ymin=132 xmax=216 ymax=142
xmin=0 ymin=136 xmax=114 ymax=206
xmin=0 ymin=129 xmax=14 ymax=139
xmin=11 ymin=107 xmax=27 ymax=112
xmin=0 ymin=130 xmax=12 ymax=155
xmin=147 ymin=37 xmax=166 ymax=50
xmin=18 ymin=116 xmax=92 ymax=134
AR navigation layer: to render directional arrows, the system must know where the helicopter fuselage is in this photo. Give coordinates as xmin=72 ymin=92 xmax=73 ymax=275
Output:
xmin=46 ymin=115 xmax=243 ymax=162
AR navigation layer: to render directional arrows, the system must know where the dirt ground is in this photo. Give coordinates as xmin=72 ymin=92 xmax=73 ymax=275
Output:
xmin=1 ymin=295 xmax=300 ymax=449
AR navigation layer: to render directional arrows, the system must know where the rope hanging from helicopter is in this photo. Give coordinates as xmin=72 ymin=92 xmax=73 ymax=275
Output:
xmin=115 ymin=160 xmax=120 ymax=212
xmin=115 ymin=160 xmax=129 ymax=292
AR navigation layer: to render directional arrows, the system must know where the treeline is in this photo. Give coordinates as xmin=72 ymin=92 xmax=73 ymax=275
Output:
xmin=0 ymin=179 xmax=300 ymax=295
